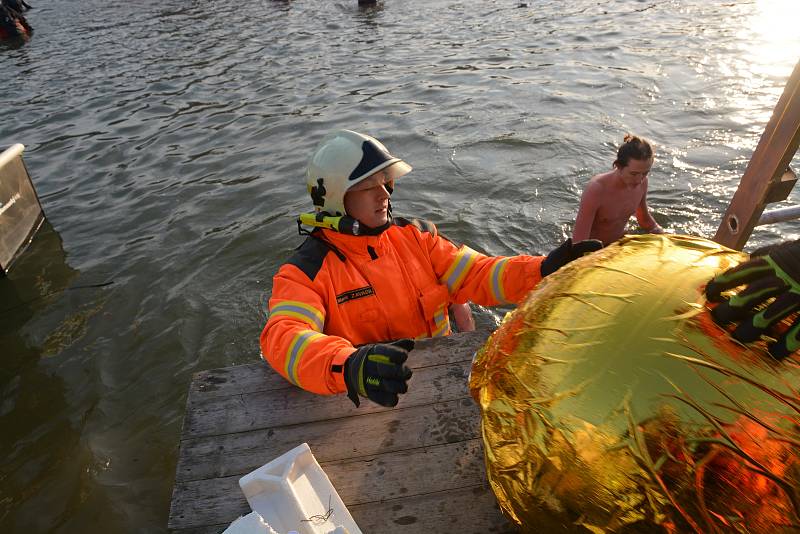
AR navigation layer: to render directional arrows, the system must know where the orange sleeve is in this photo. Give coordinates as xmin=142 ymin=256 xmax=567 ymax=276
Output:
xmin=419 ymin=227 xmax=544 ymax=306
xmin=260 ymin=264 xmax=354 ymax=395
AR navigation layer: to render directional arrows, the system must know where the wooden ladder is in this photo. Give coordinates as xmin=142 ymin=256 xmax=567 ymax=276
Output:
xmin=714 ymin=58 xmax=800 ymax=250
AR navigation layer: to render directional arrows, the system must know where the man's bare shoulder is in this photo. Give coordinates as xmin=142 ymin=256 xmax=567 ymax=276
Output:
xmin=584 ymin=171 xmax=615 ymax=195
xmin=589 ymin=170 xmax=616 ymax=186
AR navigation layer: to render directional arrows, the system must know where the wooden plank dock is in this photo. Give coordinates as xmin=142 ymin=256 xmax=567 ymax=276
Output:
xmin=168 ymin=327 xmax=517 ymax=533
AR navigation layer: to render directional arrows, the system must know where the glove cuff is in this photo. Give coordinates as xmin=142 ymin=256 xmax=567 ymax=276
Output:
xmin=344 ymin=346 xmax=371 ymax=407
xmin=330 ymin=345 xmax=355 ymax=394
xmin=768 ymin=240 xmax=800 ymax=286
xmin=765 ymin=256 xmax=800 ymax=293
xmin=343 ymin=355 xmax=361 ymax=407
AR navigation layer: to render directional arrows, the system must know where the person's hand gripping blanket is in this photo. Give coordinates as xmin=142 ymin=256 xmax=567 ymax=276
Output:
xmin=706 ymin=239 xmax=800 ymax=360
xmin=344 ymin=339 xmax=414 ymax=407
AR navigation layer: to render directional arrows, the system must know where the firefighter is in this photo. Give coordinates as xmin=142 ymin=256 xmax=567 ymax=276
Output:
xmin=260 ymin=129 xmax=602 ymax=407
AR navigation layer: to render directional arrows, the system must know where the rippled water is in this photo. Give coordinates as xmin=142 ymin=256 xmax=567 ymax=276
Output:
xmin=2 ymin=0 xmax=799 ymax=531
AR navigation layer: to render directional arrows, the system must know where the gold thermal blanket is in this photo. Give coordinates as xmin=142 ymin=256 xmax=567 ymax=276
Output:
xmin=469 ymin=234 xmax=800 ymax=533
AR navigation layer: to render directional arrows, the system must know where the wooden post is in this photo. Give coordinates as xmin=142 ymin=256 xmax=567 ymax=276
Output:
xmin=714 ymin=58 xmax=800 ymax=250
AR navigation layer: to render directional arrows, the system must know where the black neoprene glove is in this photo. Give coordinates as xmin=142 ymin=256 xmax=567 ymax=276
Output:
xmin=540 ymin=238 xmax=603 ymax=277
xmin=705 ymin=239 xmax=800 ymax=360
xmin=344 ymin=339 xmax=414 ymax=407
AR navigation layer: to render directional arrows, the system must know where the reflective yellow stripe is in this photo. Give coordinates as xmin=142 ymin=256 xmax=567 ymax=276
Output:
xmin=489 ymin=258 xmax=509 ymax=304
xmin=431 ymin=305 xmax=450 ymax=337
xmin=285 ymin=330 xmax=325 ymax=387
xmin=431 ymin=321 xmax=450 ymax=337
xmin=269 ymin=300 xmax=324 ymax=331
xmin=441 ymin=246 xmax=479 ymax=294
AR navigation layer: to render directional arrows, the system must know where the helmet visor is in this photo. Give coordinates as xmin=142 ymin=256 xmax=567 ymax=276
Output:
xmin=347 ymin=160 xmax=412 ymax=192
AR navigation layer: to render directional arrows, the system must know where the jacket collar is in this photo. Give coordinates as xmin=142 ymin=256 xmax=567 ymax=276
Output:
xmin=320 ymin=227 xmax=388 ymax=257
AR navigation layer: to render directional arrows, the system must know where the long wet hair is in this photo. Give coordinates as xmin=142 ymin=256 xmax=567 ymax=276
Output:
xmin=613 ymin=134 xmax=653 ymax=169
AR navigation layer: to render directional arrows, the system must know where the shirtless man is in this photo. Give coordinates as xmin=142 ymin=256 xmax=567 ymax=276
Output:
xmin=572 ymin=134 xmax=663 ymax=246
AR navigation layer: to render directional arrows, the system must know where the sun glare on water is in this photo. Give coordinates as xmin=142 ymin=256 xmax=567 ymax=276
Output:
xmin=720 ymin=0 xmax=800 ymax=131
xmin=744 ymin=0 xmax=800 ymax=76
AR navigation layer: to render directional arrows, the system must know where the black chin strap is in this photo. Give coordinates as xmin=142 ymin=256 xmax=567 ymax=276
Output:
xmin=358 ymin=215 xmax=392 ymax=236
xmin=358 ymin=201 xmax=394 ymax=235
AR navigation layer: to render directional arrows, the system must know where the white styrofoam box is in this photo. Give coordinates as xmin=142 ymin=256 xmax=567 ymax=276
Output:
xmin=238 ymin=443 xmax=362 ymax=534
xmin=222 ymin=511 xmax=278 ymax=534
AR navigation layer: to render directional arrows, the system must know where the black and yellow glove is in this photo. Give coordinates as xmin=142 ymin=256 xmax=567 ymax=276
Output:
xmin=344 ymin=339 xmax=414 ymax=407
xmin=540 ymin=238 xmax=603 ymax=277
xmin=706 ymin=239 xmax=800 ymax=360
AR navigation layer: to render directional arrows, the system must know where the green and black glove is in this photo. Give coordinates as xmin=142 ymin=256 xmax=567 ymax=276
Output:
xmin=344 ymin=339 xmax=414 ymax=407
xmin=705 ymin=239 xmax=800 ymax=360
xmin=540 ymin=238 xmax=603 ymax=277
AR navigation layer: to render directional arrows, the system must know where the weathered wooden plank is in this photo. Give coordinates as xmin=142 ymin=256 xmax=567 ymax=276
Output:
xmin=186 ymin=327 xmax=493 ymax=400
xmin=326 ymin=440 xmax=489 ymax=505
xmin=348 ymin=485 xmax=517 ymax=534
xmin=169 ymin=440 xmax=490 ymax=531
xmin=169 ymin=475 xmax=250 ymax=531
xmin=170 ymin=487 xmax=516 ymax=534
xmin=183 ymin=360 xmax=476 ymax=439
xmin=170 ymin=329 xmax=502 ymax=532
xmin=189 ymin=362 xmax=291 ymax=400
xmin=176 ymin=397 xmax=480 ymax=482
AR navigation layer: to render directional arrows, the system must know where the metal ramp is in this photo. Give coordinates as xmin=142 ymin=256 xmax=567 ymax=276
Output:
xmin=0 ymin=144 xmax=45 ymax=274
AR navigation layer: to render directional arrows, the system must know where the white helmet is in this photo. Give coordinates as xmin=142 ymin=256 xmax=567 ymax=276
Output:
xmin=306 ymin=129 xmax=412 ymax=216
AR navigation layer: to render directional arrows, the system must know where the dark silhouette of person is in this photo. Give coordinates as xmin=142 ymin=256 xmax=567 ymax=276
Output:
xmin=4 ymin=0 xmax=32 ymax=12
xmin=0 ymin=0 xmax=31 ymax=39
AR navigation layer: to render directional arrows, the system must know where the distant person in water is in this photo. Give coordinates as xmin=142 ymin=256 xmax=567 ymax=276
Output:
xmin=572 ymin=134 xmax=663 ymax=246
xmin=3 ymin=0 xmax=32 ymax=12
xmin=0 ymin=2 xmax=31 ymax=40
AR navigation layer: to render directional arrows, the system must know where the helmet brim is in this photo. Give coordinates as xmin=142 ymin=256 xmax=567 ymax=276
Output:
xmin=382 ymin=159 xmax=412 ymax=181
xmin=350 ymin=159 xmax=412 ymax=187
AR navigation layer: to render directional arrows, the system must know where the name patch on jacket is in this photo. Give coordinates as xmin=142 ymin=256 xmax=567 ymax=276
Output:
xmin=336 ymin=286 xmax=375 ymax=304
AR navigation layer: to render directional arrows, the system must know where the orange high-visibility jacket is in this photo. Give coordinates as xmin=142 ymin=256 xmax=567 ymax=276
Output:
xmin=260 ymin=217 xmax=544 ymax=395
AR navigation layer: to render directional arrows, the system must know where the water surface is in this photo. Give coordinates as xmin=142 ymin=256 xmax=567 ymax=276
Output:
xmin=2 ymin=0 xmax=800 ymax=531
